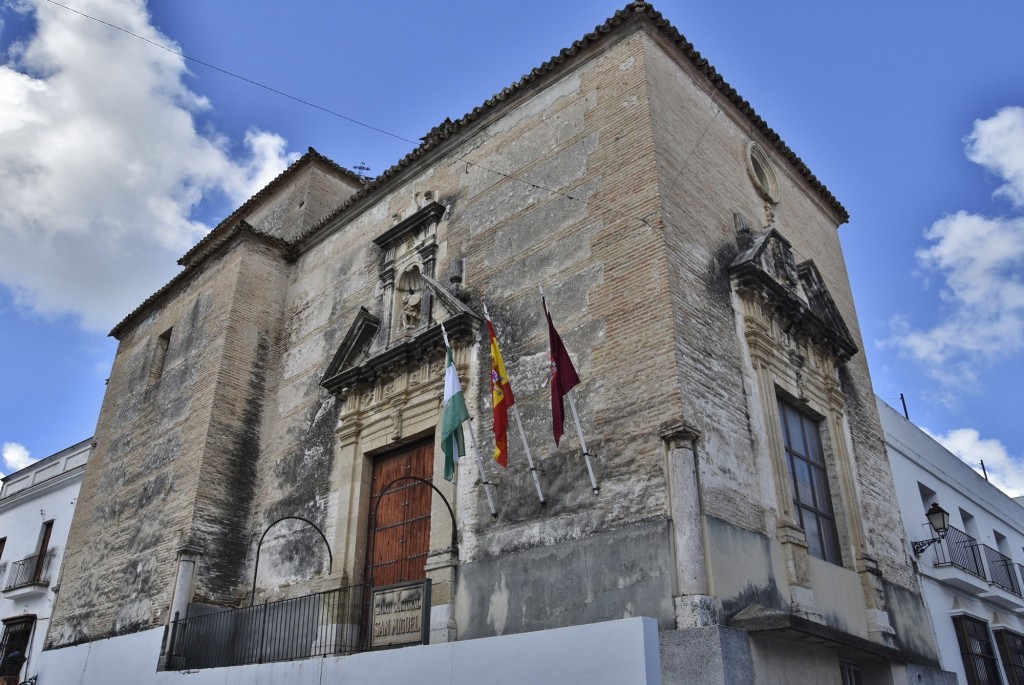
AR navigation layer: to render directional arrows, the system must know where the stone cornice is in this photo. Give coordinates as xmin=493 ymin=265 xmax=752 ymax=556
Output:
xmin=0 ymin=465 xmax=85 ymax=514
xmin=109 ymin=221 xmax=291 ymax=339
xmin=321 ymin=312 xmax=480 ymax=400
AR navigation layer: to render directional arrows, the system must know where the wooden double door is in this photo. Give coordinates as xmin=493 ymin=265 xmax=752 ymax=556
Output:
xmin=365 ymin=438 xmax=434 ymax=588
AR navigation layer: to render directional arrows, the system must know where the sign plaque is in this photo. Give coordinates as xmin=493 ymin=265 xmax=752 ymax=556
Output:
xmin=369 ymin=579 xmax=431 ymax=649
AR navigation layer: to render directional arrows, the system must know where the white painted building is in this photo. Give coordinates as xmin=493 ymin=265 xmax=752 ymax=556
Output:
xmin=879 ymin=397 xmax=1024 ymax=685
xmin=0 ymin=438 xmax=90 ymax=683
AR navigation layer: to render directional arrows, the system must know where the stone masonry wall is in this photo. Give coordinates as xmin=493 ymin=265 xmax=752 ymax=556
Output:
xmin=245 ymin=165 xmax=360 ymax=243
xmin=51 ymin=8 xmax=915 ymax=653
xmin=188 ymin=239 xmax=291 ymax=605
xmin=49 ymin=241 xmax=257 ymax=646
xmin=243 ymin=28 xmax=681 ymax=609
xmin=642 ymin=29 xmax=912 ymax=591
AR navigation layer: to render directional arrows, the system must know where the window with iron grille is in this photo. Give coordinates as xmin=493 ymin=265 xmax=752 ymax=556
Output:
xmin=0 ymin=616 xmax=34 ymax=681
xmin=996 ymin=629 xmax=1024 ymax=685
xmin=778 ymin=400 xmax=842 ymax=565
xmin=953 ymin=615 xmax=1002 ymax=685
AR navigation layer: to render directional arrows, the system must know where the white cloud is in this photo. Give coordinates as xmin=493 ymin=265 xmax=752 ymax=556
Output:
xmin=2 ymin=442 xmax=35 ymax=472
xmin=887 ymin=107 xmax=1024 ymax=384
xmin=0 ymin=0 xmax=297 ymax=332
xmin=929 ymin=427 xmax=1024 ymax=499
xmin=966 ymin=106 xmax=1024 ymax=208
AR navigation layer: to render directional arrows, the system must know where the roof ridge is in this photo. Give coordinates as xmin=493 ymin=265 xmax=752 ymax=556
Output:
xmin=109 ymin=220 xmax=291 ymax=338
xmin=291 ymin=1 xmax=846 ymax=249
xmin=178 ymin=148 xmax=363 ymax=267
xmin=111 ymin=1 xmax=849 ymax=338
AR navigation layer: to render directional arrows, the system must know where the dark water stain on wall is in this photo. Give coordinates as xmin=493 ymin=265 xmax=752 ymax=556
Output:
xmin=198 ymin=333 xmax=272 ymax=601
xmin=260 ymin=393 xmax=340 ymax=582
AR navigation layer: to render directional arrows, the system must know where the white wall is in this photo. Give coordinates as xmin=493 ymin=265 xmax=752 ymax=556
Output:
xmin=36 ymin=617 xmax=661 ymax=685
xmin=878 ymin=397 xmax=1024 ymax=683
xmin=0 ymin=442 xmax=87 ymax=681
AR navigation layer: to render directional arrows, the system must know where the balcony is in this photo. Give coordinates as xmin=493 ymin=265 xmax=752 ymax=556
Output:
xmin=2 ymin=553 xmax=54 ymax=597
xmin=975 ymin=545 xmax=1024 ymax=611
xmin=981 ymin=545 xmax=1022 ymax=596
xmin=923 ymin=527 xmax=1024 ymax=611
xmin=931 ymin=525 xmax=986 ymax=577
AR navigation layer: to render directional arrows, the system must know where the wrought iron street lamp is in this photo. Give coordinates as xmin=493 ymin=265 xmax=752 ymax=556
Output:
xmin=912 ymin=502 xmax=951 ymax=557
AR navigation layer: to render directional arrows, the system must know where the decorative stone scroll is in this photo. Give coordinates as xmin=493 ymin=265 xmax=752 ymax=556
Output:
xmin=729 ymin=219 xmax=857 ymax=363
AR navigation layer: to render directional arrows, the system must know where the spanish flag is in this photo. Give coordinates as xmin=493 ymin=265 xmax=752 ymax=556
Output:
xmin=486 ymin=316 xmax=516 ymax=467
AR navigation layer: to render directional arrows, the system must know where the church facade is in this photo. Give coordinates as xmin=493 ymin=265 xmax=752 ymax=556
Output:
xmin=44 ymin=4 xmax=952 ymax=683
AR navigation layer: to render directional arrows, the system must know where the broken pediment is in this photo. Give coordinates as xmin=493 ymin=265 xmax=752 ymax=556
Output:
xmin=729 ymin=220 xmax=858 ymax=362
xmin=320 ymin=279 xmax=481 ymax=400
xmin=320 ymin=307 xmax=380 ymax=385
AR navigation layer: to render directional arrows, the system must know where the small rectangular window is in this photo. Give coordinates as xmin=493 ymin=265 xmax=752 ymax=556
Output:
xmin=151 ymin=327 xmax=172 ymax=381
xmin=840 ymin=661 xmax=863 ymax=685
xmin=0 ymin=537 xmax=5 ymax=562
xmin=778 ymin=399 xmax=842 ymax=564
xmin=953 ymin=615 xmax=1002 ymax=685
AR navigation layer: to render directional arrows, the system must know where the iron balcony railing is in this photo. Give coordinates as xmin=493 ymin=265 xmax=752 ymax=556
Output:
xmin=3 ymin=553 xmax=54 ymax=591
xmin=981 ymin=545 xmax=1022 ymax=596
xmin=931 ymin=525 xmax=986 ymax=579
xmin=167 ymin=583 xmax=366 ymax=670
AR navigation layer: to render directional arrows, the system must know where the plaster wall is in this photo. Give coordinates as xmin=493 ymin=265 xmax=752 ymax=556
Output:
xmin=0 ymin=444 xmax=87 ymax=682
xmin=36 ymin=617 xmax=661 ymax=685
xmin=879 ymin=396 xmax=1024 ymax=682
xmin=749 ymin=633 xmax=846 ymax=685
xmin=455 ymin=519 xmax=675 ymax=639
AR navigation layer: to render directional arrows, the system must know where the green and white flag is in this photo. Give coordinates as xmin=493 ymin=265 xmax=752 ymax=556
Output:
xmin=441 ymin=335 xmax=469 ymax=482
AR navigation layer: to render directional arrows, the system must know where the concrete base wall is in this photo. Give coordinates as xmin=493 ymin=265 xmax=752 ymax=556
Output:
xmin=36 ymin=617 xmax=661 ymax=685
xmin=660 ymin=625 xmax=754 ymax=685
xmin=455 ymin=519 xmax=676 ymax=639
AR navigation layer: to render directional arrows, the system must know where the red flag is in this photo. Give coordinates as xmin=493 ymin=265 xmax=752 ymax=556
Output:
xmin=544 ymin=297 xmax=580 ymax=445
xmin=486 ymin=317 xmax=515 ymax=467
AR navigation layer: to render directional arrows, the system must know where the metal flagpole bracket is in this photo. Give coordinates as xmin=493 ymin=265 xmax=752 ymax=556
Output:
xmin=465 ymin=414 xmax=498 ymax=517
xmin=511 ymin=406 xmax=545 ymax=505
xmin=567 ymin=390 xmax=599 ymax=494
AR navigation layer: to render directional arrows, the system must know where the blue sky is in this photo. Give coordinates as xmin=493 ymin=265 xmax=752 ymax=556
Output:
xmin=1 ymin=1 xmax=1022 ymax=494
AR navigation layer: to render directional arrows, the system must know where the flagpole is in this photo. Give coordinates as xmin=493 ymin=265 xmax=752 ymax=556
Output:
xmin=540 ymin=286 xmax=598 ymax=495
xmin=511 ymin=405 xmax=546 ymax=505
xmin=464 ymin=414 xmax=497 ymax=517
xmin=484 ymin=304 xmax=545 ymax=506
xmin=441 ymin=324 xmax=497 ymax=517
xmin=566 ymin=390 xmax=599 ymax=494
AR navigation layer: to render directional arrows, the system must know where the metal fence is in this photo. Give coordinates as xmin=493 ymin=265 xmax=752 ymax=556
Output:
xmin=3 ymin=553 xmax=53 ymax=591
xmin=981 ymin=545 xmax=1021 ymax=595
xmin=167 ymin=583 xmax=366 ymax=670
xmin=933 ymin=526 xmax=986 ymax=579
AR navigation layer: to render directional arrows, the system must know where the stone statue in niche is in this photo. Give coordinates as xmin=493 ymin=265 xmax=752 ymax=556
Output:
xmin=400 ymin=289 xmax=422 ymax=331
xmin=768 ymin=238 xmax=799 ymax=288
